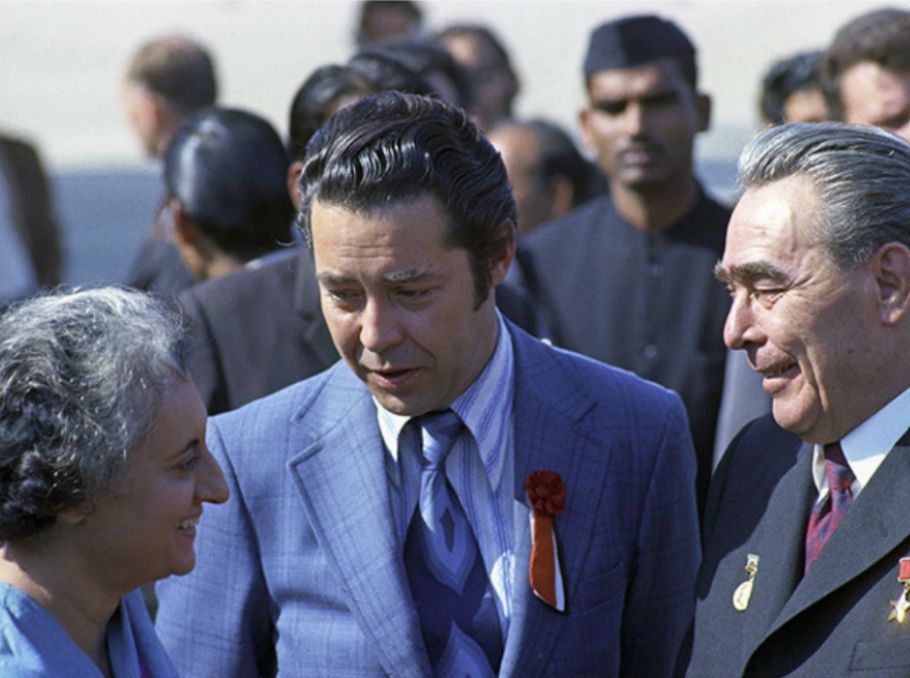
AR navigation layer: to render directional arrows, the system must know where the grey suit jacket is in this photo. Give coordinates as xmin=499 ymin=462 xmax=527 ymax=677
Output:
xmin=179 ymin=249 xmax=338 ymax=414
xmin=156 ymin=320 xmax=701 ymax=677
xmin=683 ymin=414 xmax=910 ymax=677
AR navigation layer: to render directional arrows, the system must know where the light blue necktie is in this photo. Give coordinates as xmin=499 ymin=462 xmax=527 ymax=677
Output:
xmin=404 ymin=410 xmax=502 ymax=678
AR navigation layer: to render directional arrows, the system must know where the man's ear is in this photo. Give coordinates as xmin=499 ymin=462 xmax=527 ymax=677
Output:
xmin=170 ymin=201 xmax=197 ymax=247
xmin=286 ymin=161 xmax=304 ymax=208
xmin=873 ymin=242 xmax=910 ymax=326
xmin=695 ymin=92 xmax=712 ymax=133
xmin=489 ymin=220 xmax=516 ymax=287
xmin=578 ymin=107 xmax=595 ymax=150
xmin=547 ymin=176 xmax=575 ymax=221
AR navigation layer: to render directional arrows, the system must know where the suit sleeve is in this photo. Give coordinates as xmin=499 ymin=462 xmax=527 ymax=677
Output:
xmin=155 ymin=417 xmax=277 ymax=678
xmin=620 ymin=391 xmax=701 ymax=678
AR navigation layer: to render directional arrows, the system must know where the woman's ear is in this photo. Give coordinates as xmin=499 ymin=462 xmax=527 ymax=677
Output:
xmin=57 ymin=500 xmax=95 ymax=526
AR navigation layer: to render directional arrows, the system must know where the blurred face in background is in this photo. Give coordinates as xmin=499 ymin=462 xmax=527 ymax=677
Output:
xmin=839 ymin=62 xmax=910 ymax=142
xmin=580 ymin=57 xmax=709 ymax=191
xmin=782 ymin=88 xmax=828 ymax=124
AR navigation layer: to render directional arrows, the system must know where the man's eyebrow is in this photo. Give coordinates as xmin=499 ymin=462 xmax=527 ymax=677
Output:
xmin=713 ymin=261 xmax=788 ymax=284
xmin=383 ymin=267 xmax=435 ymax=284
xmin=316 ymin=268 xmax=437 ymax=285
xmin=316 ymin=271 xmax=353 ymax=286
xmin=592 ymin=87 xmax=677 ymax=105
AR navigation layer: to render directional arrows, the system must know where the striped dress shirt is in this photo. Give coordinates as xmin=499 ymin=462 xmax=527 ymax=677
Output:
xmin=377 ymin=311 xmax=516 ymax=634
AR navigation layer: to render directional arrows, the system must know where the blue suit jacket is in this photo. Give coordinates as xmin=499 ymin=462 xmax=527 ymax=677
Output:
xmin=156 ymin=321 xmax=700 ymax=677
xmin=683 ymin=415 xmax=910 ymax=677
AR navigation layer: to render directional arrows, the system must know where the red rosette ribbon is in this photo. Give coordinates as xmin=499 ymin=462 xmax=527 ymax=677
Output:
xmin=524 ymin=471 xmax=566 ymax=612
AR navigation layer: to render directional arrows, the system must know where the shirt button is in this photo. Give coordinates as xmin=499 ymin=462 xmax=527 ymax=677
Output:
xmin=643 ymin=344 xmax=658 ymax=359
xmin=650 ymin=263 xmax=664 ymax=277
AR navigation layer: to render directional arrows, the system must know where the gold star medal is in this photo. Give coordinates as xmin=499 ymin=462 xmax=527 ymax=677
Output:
xmin=732 ymin=554 xmax=759 ymax=611
xmin=888 ymin=557 xmax=910 ymax=623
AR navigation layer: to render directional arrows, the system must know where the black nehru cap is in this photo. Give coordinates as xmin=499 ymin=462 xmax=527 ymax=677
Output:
xmin=583 ymin=15 xmax=696 ymax=77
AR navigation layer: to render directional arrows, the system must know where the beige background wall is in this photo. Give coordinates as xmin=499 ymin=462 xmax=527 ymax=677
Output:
xmin=0 ymin=0 xmax=889 ymax=171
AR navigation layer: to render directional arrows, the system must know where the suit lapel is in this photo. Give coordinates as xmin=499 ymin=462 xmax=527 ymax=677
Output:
xmin=287 ymin=366 xmax=430 ymax=677
xmin=499 ymin=327 xmax=609 ymax=677
xmin=767 ymin=437 xmax=910 ymax=636
xmin=738 ymin=442 xmax=816 ymax=660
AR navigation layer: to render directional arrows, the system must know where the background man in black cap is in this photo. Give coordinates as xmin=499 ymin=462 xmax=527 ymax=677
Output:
xmin=517 ymin=14 xmax=731 ymax=521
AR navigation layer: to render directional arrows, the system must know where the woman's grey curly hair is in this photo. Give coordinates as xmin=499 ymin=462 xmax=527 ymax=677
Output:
xmin=0 ymin=286 xmax=190 ymax=541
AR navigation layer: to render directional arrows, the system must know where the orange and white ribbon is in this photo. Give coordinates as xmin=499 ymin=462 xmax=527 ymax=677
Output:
xmin=524 ymin=470 xmax=566 ymax=612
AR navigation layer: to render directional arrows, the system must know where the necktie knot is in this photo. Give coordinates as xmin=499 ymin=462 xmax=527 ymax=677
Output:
xmin=823 ymin=442 xmax=854 ymax=493
xmin=418 ymin=409 xmax=462 ymax=469
xmin=805 ymin=441 xmax=854 ymax=573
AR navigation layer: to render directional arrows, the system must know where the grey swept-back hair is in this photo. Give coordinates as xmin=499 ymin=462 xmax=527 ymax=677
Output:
xmin=0 ymin=286 xmax=190 ymax=541
xmin=738 ymin=122 xmax=910 ymax=269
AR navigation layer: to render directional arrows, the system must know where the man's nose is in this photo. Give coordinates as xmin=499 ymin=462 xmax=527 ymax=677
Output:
xmin=359 ymin=296 xmax=403 ymax=354
xmin=723 ymin=291 xmax=761 ymax=351
xmin=622 ymin=101 xmax=646 ymax=136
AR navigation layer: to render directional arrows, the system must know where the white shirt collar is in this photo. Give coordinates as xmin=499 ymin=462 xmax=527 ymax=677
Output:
xmin=812 ymin=386 xmax=910 ymax=496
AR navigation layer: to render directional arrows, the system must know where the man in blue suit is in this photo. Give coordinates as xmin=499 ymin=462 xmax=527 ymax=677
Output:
xmin=682 ymin=123 xmax=910 ymax=676
xmin=155 ymin=91 xmax=700 ymax=678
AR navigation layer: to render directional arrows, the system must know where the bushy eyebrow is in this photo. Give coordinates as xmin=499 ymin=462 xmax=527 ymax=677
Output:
xmin=316 ymin=271 xmax=353 ymax=286
xmin=591 ymin=88 xmax=679 ymax=112
xmin=713 ymin=261 xmax=789 ymax=285
xmin=317 ymin=268 xmax=437 ymax=286
xmin=383 ymin=268 xmax=435 ymax=284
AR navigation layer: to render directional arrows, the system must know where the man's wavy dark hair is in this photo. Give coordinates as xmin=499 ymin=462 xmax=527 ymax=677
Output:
xmin=296 ymin=91 xmax=516 ymax=306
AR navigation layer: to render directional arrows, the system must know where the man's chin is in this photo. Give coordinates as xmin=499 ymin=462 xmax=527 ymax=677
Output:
xmin=617 ymin=167 xmax=669 ymax=189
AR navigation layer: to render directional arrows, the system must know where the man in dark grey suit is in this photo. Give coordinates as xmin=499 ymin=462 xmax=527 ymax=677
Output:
xmin=121 ymin=34 xmax=217 ymax=295
xmin=682 ymin=122 xmax=910 ymax=677
xmin=517 ymin=15 xmax=730 ymax=520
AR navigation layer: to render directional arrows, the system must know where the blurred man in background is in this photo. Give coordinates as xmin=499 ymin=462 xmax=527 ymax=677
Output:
xmin=354 ymin=0 xmax=423 ymax=48
xmin=436 ymin=23 xmax=520 ymax=131
xmin=759 ymin=50 xmax=828 ymax=126
xmin=822 ymin=6 xmax=910 ymax=141
xmin=120 ymin=33 xmax=218 ymax=294
xmin=487 ymin=117 xmax=604 ymax=235
xmin=518 ymin=15 xmax=730 ymax=521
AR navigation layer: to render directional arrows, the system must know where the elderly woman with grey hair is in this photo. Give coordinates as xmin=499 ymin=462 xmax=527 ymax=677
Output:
xmin=0 ymin=287 xmax=228 ymax=677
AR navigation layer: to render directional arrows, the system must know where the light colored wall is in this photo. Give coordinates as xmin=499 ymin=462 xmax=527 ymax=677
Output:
xmin=0 ymin=0 xmax=887 ymax=170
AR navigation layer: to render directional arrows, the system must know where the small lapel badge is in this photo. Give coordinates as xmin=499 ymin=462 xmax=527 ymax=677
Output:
xmin=732 ymin=554 xmax=760 ymax=612
xmin=887 ymin=556 xmax=910 ymax=624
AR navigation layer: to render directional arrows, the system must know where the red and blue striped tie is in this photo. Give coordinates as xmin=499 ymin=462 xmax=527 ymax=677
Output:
xmin=805 ymin=442 xmax=854 ymax=573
